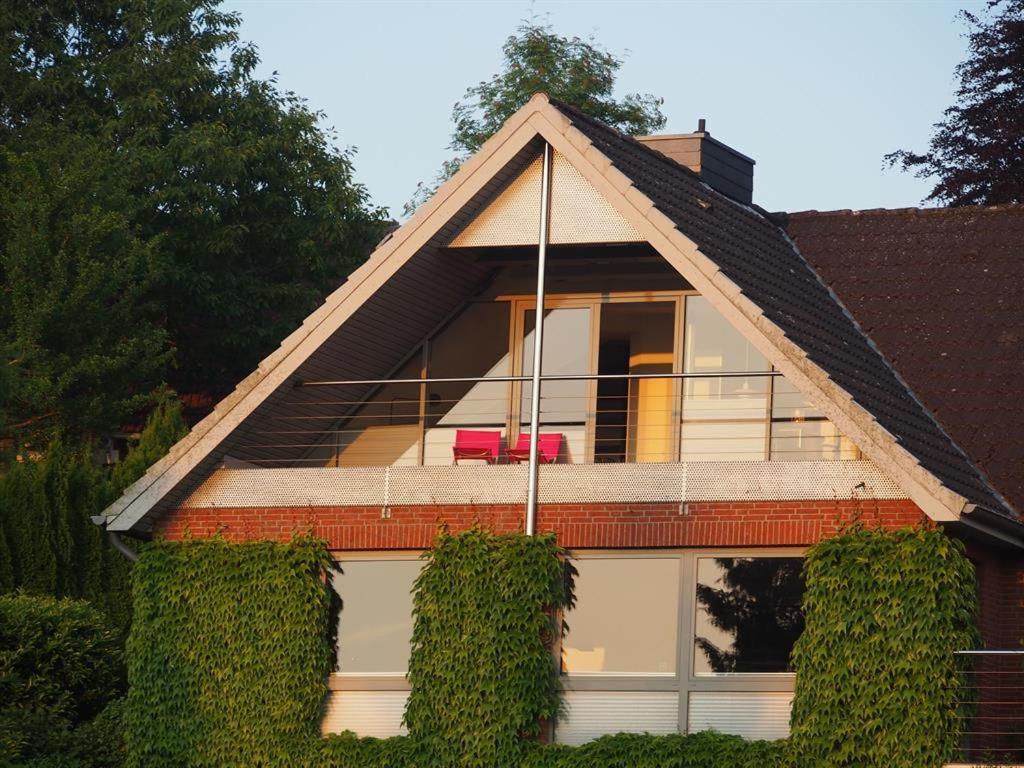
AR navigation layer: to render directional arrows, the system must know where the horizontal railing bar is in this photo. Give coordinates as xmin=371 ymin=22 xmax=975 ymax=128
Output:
xmin=296 ymin=371 xmax=785 ymax=387
xmin=956 ymin=650 xmax=1024 ymax=656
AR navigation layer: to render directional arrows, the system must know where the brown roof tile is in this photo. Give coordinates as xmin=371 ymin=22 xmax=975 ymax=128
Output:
xmin=780 ymin=205 xmax=1024 ymax=514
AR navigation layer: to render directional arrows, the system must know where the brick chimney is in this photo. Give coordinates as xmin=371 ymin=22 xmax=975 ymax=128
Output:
xmin=638 ymin=120 xmax=755 ymax=204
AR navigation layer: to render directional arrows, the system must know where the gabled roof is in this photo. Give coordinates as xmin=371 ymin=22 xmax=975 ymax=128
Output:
xmin=102 ymin=94 xmax=1017 ymax=534
xmin=779 ymin=204 xmax=1024 ymax=514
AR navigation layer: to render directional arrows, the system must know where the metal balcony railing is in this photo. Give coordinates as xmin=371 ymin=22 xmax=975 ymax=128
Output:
xmin=954 ymin=649 xmax=1024 ymax=765
xmin=241 ymin=371 xmax=859 ymax=467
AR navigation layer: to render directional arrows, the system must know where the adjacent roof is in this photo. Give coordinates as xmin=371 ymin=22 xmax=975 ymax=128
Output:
xmin=779 ymin=205 xmax=1024 ymax=514
xmin=101 ymin=94 xmax=1018 ymax=535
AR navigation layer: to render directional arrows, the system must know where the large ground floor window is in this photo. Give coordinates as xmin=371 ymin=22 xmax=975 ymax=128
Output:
xmin=558 ymin=550 xmax=805 ymax=745
xmin=322 ymin=549 xmax=805 ymax=743
xmin=322 ymin=554 xmax=422 ymax=738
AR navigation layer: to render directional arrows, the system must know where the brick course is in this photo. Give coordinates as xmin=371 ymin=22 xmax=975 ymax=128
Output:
xmin=156 ymin=498 xmax=926 ymax=550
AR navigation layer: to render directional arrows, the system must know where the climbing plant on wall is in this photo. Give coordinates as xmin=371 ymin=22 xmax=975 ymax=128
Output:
xmin=124 ymin=536 xmax=332 ymax=768
xmin=404 ymin=528 xmax=569 ymax=768
xmin=788 ymin=524 xmax=978 ymax=768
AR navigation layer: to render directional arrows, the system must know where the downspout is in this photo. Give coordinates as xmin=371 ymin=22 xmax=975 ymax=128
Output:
xmin=525 ymin=142 xmax=553 ymax=536
xmin=91 ymin=515 xmax=139 ymax=562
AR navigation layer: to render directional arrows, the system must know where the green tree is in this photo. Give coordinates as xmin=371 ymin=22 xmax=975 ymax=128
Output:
xmin=887 ymin=0 xmax=1024 ymax=205
xmin=405 ymin=19 xmax=666 ymax=214
xmin=0 ymin=127 xmax=170 ymax=449
xmin=110 ymin=395 xmax=188 ymax=493
xmin=1 ymin=0 xmax=386 ymax=422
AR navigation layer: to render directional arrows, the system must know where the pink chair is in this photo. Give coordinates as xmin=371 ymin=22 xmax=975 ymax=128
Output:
xmin=452 ymin=429 xmax=502 ymax=464
xmin=507 ymin=432 xmax=562 ymax=464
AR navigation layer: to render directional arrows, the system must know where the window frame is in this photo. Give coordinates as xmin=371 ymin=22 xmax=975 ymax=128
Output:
xmin=560 ymin=547 xmax=805 ymax=736
xmin=328 ymin=550 xmax=425 ymax=693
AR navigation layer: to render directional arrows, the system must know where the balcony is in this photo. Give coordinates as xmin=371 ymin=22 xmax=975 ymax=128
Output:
xmin=189 ymin=292 xmax=900 ymax=510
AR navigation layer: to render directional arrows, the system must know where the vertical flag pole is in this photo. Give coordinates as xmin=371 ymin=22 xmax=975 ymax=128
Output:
xmin=525 ymin=142 xmax=553 ymax=536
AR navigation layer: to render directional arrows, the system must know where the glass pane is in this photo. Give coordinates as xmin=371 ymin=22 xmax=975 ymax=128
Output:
xmin=424 ymin=302 xmax=511 ymax=465
xmin=563 ymin=557 xmax=679 ymax=676
xmin=334 ymin=559 xmax=422 ymax=675
xmin=771 ymin=420 xmax=858 ymax=461
xmin=770 ymin=378 xmax=823 ymax=421
xmin=683 ymin=295 xmax=770 ymax=421
xmin=520 ymin=307 xmax=592 ymax=463
xmin=596 ymin=302 xmax=676 ymax=463
xmin=693 ymin=557 xmax=805 ymax=674
xmin=335 ymin=354 xmax=423 ymax=467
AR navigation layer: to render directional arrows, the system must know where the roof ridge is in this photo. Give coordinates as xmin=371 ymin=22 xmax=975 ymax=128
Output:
xmin=781 ymin=203 xmax=1024 ymax=218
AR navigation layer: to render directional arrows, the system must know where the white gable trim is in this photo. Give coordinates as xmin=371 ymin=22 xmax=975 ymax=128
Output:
xmin=106 ymin=94 xmax=969 ymax=532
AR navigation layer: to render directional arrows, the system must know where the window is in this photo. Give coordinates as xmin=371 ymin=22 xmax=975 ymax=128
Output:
xmin=562 ymin=557 xmax=679 ymax=676
xmin=557 ymin=551 xmax=804 ymax=745
xmin=682 ymin=296 xmax=770 ymax=461
xmin=520 ymin=306 xmax=593 ymax=463
xmin=323 ymin=557 xmax=422 ymax=738
xmin=330 ymin=290 xmax=859 ymax=468
xmin=693 ymin=557 xmax=804 ymax=674
xmin=769 ymin=379 xmax=858 ymax=460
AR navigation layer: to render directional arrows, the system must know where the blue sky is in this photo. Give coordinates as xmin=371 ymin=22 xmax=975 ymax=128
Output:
xmin=225 ymin=0 xmax=982 ymax=219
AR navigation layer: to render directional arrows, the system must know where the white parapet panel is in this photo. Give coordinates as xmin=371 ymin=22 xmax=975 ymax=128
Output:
xmin=687 ymin=691 xmax=793 ymax=741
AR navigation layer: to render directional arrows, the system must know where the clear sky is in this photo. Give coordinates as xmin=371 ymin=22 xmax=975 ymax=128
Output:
xmin=224 ymin=0 xmax=982 ymax=219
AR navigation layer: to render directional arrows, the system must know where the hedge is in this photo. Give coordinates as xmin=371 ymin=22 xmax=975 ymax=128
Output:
xmin=0 ymin=593 xmax=125 ymax=767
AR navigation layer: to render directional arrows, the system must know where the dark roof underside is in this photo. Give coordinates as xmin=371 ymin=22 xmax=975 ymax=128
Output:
xmin=781 ymin=205 xmax=1024 ymax=515
xmin=551 ymin=98 xmax=1012 ymax=517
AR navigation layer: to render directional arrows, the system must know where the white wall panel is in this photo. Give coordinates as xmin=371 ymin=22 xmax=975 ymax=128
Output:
xmin=181 ymin=460 xmax=905 ymax=509
xmin=555 ymin=691 xmax=678 ymax=746
xmin=687 ymin=691 xmax=792 ymax=741
xmin=321 ymin=690 xmax=408 ymax=738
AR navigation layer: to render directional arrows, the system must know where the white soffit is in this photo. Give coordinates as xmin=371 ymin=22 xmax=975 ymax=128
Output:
xmin=448 ymin=150 xmax=643 ymax=247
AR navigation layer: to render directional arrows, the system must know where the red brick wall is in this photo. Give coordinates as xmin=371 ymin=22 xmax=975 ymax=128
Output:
xmin=155 ymin=498 xmax=926 ymax=550
xmin=963 ymin=543 xmax=1024 ymax=758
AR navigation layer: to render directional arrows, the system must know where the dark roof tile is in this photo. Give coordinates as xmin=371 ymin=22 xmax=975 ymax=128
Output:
xmin=781 ymin=205 xmax=1024 ymax=514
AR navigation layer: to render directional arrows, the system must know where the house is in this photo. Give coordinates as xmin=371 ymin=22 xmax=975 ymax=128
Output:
xmin=99 ymin=94 xmax=1024 ymax=752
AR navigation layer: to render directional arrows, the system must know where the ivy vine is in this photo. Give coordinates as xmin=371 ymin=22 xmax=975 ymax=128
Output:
xmin=121 ymin=524 xmax=981 ymax=768
xmin=405 ymin=528 xmax=569 ymax=768
xmin=124 ymin=536 xmax=333 ymax=768
xmin=788 ymin=524 xmax=978 ymax=768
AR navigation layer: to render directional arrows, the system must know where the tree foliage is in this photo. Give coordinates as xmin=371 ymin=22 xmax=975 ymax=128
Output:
xmin=0 ymin=127 xmax=170 ymax=446
xmin=0 ymin=0 xmax=386 ymax=448
xmin=405 ymin=20 xmax=666 ymax=214
xmin=887 ymin=0 xmax=1024 ymax=205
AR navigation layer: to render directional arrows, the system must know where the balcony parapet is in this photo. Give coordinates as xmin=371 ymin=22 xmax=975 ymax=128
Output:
xmin=180 ymin=460 xmax=906 ymax=510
